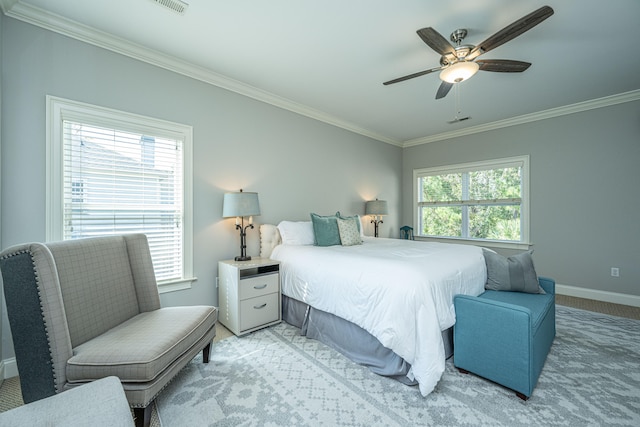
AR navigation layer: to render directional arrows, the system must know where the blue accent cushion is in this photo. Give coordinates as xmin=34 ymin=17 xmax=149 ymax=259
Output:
xmin=310 ymin=212 xmax=341 ymax=246
xmin=479 ymin=289 xmax=555 ymax=330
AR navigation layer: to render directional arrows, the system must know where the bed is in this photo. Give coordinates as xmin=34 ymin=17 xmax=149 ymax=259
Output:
xmin=259 ymin=221 xmax=486 ymax=396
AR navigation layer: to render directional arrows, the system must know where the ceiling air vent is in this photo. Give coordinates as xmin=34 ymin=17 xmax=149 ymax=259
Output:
xmin=150 ymin=0 xmax=189 ymax=15
xmin=447 ymin=116 xmax=471 ymax=124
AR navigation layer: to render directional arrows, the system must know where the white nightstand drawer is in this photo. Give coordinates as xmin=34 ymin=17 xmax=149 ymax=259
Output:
xmin=218 ymin=258 xmax=281 ymax=336
xmin=240 ymin=293 xmax=279 ymax=331
xmin=239 ymin=273 xmax=279 ymax=300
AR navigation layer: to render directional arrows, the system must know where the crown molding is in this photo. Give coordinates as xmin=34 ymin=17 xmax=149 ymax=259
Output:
xmin=3 ymin=1 xmax=637 ymax=150
xmin=403 ymin=89 xmax=640 ymax=147
xmin=0 ymin=0 xmax=18 ymax=14
xmin=2 ymin=1 xmax=401 ymax=147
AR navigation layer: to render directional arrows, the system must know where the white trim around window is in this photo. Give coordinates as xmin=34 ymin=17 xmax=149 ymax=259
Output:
xmin=46 ymin=95 xmax=195 ymax=292
xmin=413 ymin=155 xmax=531 ymax=250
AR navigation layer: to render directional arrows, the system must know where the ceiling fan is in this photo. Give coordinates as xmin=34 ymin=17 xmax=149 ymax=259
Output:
xmin=383 ymin=5 xmax=554 ymax=99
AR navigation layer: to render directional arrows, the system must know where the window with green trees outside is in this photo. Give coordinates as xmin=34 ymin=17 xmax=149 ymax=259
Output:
xmin=414 ymin=156 xmax=529 ymax=244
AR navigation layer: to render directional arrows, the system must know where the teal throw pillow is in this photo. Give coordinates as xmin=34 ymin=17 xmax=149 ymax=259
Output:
xmin=337 ymin=217 xmax=362 ymax=246
xmin=310 ymin=212 xmax=341 ymax=246
xmin=483 ymin=249 xmax=544 ymax=294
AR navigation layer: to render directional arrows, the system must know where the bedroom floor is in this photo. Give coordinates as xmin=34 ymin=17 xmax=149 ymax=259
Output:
xmin=555 ymin=294 xmax=640 ymax=320
xmin=1 ymin=295 xmax=638 ymax=423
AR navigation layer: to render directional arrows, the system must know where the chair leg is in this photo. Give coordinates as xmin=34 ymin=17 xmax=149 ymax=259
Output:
xmin=203 ymin=342 xmax=212 ymax=363
xmin=457 ymin=367 xmax=469 ymax=374
xmin=516 ymin=391 xmax=529 ymax=401
xmin=133 ymin=405 xmax=152 ymax=427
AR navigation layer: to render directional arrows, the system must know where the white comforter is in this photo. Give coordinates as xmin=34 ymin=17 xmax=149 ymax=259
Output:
xmin=270 ymin=237 xmax=486 ymax=396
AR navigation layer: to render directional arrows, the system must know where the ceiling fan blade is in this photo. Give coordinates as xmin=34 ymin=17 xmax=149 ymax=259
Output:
xmin=383 ymin=66 xmax=442 ymax=85
xmin=416 ymin=27 xmax=456 ymax=56
xmin=435 ymin=81 xmax=453 ymax=99
xmin=466 ymin=5 xmax=554 ymax=60
xmin=476 ymin=59 xmax=531 ymax=72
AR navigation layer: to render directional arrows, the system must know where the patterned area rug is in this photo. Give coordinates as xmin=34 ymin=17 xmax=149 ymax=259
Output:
xmin=156 ymin=306 xmax=640 ymax=426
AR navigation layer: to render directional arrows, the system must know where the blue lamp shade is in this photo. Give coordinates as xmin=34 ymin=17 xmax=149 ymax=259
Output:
xmin=222 ymin=191 xmax=261 ymax=218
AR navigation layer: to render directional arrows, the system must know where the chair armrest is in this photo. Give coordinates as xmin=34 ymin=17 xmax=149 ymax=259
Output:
xmin=538 ymin=276 xmax=555 ymax=295
xmin=1 ymin=243 xmax=73 ymax=401
xmin=454 ymin=294 xmax=533 ymax=325
xmin=454 ymin=294 xmax=534 ymax=369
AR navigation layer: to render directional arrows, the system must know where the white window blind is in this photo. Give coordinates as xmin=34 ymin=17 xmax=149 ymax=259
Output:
xmin=47 ymin=96 xmax=194 ymax=288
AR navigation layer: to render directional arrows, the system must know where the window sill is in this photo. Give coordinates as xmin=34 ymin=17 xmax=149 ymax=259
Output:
xmin=415 ymin=236 xmax=532 ymax=251
xmin=158 ymin=277 xmax=197 ymax=294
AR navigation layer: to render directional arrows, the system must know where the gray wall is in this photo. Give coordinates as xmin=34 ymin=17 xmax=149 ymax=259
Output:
xmin=403 ymin=100 xmax=640 ymax=297
xmin=0 ymin=11 xmax=4 ymax=383
xmin=2 ymin=13 xmax=638 ymax=370
xmin=0 ymin=18 xmax=402 ymax=361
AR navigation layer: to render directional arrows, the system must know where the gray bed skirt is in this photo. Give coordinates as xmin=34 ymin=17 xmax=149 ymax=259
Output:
xmin=282 ymin=295 xmax=454 ymax=386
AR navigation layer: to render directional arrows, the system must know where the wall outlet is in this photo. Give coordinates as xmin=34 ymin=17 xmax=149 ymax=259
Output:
xmin=611 ymin=267 xmax=620 ymax=277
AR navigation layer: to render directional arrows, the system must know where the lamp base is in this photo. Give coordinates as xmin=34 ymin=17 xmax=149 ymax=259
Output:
xmin=234 ymin=255 xmax=252 ymax=262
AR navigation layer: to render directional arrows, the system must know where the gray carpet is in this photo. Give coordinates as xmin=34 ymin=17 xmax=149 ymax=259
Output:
xmin=156 ymin=306 xmax=640 ymax=426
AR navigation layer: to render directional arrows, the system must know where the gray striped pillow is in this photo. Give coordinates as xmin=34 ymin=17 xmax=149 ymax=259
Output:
xmin=483 ymin=249 xmax=544 ymax=294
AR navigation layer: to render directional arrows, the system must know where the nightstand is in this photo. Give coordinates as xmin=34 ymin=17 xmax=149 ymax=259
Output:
xmin=218 ymin=258 xmax=281 ymax=336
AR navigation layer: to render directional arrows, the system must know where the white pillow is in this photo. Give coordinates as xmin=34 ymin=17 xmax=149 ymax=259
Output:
xmin=357 ymin=215 xmax=365 ymax=237
xmin=277 ymin=221 xmax=315 ymax=245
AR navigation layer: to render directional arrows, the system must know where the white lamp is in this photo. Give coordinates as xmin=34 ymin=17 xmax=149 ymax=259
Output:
xmin=439 ymin=61 xmax=480 ymax=83
xmin=222 ymin=189 xmax=261 ymax=261
xmin=365 ymin=199 xmax=388 ymax=237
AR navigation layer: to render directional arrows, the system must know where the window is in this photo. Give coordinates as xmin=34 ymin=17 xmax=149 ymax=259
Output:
xmin=413 ymin=156 xmax=529 ymax=247
xmin=47 ymin=96 xmax=194 ymax=290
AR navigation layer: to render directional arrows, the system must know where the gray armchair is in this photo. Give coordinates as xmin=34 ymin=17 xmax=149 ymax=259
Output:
xmin=0 ymin=234 xmax=218 ymax=427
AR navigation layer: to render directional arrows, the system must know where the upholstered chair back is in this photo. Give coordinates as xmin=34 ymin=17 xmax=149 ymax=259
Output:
xmin=1 ymin=234 xmax=163 ymax=400
xmin=45 ymin=234 xmax=161 ymax=347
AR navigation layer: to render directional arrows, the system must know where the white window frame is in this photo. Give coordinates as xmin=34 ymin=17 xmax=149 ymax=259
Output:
xmin=413 ymin=155 xmax=530 ymax=250
xmin=46 ymin=95 xmax=195 ymax=293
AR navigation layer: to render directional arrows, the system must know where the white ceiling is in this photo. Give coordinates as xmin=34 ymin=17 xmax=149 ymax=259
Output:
xmin=3 ymin=0 xmax=640 ymax=146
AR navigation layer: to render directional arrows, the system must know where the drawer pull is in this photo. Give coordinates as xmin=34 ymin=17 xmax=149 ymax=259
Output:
xmin=253 ymin=284 xmax=268 ymax=290
xmin=253 ymin=303 xmax=267 ymax=310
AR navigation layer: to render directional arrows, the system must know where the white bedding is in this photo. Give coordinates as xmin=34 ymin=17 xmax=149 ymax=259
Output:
xmin=270 ymin=237 xmax=486 ymax=396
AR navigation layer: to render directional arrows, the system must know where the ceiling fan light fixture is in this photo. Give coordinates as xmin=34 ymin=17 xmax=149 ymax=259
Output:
xmin=439 ymin=61 xmax=479 ymax=83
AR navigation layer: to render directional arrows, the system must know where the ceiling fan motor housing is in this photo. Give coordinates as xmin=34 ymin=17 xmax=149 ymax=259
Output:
xmin=440 ymin=46 xmax=473 ymax=66
xmin=439 ymin=28 xmax=474 ymax=65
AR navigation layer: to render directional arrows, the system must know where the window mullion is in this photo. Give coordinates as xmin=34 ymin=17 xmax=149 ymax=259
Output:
xmin=461 ymin=172 xmax=469 ymax=238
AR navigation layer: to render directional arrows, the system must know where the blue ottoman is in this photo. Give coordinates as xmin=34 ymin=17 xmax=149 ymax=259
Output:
xmin=453 ymin=277 xmax=556 ymax=399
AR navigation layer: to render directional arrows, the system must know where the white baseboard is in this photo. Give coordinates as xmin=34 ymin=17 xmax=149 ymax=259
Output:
xmin=556 ymin=283 xmax=640 ymax=308
xmin=1 ymin=357 xmax=18 ymax=380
